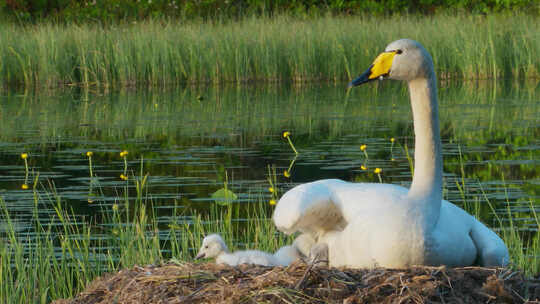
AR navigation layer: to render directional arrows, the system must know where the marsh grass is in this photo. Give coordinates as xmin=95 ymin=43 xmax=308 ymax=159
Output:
xmin=0 ymin=175 xmax=291 ymax=303
xmin=0 ymin=14 xmax=538 ymax=89
xmin=0 ymin=154 xmax=538 ymax=303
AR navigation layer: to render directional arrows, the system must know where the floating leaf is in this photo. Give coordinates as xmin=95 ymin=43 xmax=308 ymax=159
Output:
xmin=211 ymin=188 xmax=237 ymax=206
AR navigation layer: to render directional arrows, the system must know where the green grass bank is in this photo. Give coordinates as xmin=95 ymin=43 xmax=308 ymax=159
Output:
xmin=1 ymin=14 xmax=538 ymax=89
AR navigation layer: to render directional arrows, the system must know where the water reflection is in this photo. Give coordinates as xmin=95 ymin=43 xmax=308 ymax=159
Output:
xmin=0 ymin=80 xmax=538 ymax=246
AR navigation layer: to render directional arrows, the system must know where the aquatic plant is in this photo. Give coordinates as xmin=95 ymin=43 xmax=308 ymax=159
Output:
xmin=283 ymin=131 xmax=298 ymax=155
xmin=374 ymin=167 xmax=382 ymax=183
xmin=85 ymin=151 xmax=93 ymax=177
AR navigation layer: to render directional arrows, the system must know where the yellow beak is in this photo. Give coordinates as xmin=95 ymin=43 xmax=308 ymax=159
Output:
xmin=348 ymin=51 xmax=397 ymax=87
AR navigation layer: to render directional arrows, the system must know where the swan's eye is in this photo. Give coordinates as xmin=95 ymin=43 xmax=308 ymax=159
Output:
xmin=396 ymin=49 xmax=403 ymax=54
xmin=205 ymin=245 xmax=208 ymax=249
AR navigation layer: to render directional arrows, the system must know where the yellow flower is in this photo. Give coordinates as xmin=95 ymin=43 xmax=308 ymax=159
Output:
xmin=268 ymin=187 xmax=275 ymax=193
xmin=374 ymin=168 xmax=382 ymax=174
xmin=21 ymin=184 xmax=29 ymax=190
xmin=112 ymin=204 xmax=119 ymax=211
xmin=284 ymin=170 xmax=291 ymax=178
xmin=120 ymin=150 xmax=128 ymax=157
xmin=360 ymin=144 xmax=367 ymax=151
xmin=283 ymin=131 xmax=291 ymax=138
xmin=390 ymin=137 xmax=395 ymax=143
xmin=120 ymin=174 xmax=128 ymax=181
xmin=269 ymin=199 xmax=277 ymax=206
xmin=86 ymin=151 xmax=93 ymax=157
xmin=21 ymin=153 xmax=28 ymax=160
xmin=361 ymin=165 xmax=367 ymax=170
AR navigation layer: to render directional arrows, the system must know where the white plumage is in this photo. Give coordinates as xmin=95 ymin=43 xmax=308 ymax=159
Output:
xmin=272 ymin=39 xmax=509 ymax=269
xmin=273 ymin=233 xmax=317 ymax=266
xmin=273 ymin=245 xmax=300 ymax=266
xmin=196 ymin=234 xmax=279 ymax=266
xmin=195 ymin=233 xmax=311 ymax=267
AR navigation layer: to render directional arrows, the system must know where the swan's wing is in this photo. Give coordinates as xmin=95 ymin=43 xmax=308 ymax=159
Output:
xmin=432 ymin=201 xmax=509 ymax=267
xmin=469 ymin=218 xmax=510 ymax=266
xmin=273 ymin=179 xmax=408 ymax=235
xmin=272 ymin=179 xmax=347 ymax=235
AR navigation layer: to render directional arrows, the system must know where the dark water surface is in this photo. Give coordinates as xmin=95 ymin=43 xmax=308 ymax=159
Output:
xmin=0 ymin=80 xmax=538 ymax=244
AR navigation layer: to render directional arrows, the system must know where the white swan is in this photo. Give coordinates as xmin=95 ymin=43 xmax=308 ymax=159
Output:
xmin=272 ymin=39 xmax=509 ymax=268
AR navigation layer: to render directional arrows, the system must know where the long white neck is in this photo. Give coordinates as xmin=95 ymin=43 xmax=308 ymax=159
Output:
xmin=406 ymin=71 xmax=442 ymax=224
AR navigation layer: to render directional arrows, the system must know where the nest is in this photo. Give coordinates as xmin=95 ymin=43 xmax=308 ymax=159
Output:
xmin=53 ymin=262 xmax=540 ymax=304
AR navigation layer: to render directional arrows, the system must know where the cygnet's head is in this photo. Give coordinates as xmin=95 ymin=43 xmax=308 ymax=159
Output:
xmin=195 ymin=234 xmax=228 ymax=259
xmin=348 ymin=39 xmax=434 ymax=86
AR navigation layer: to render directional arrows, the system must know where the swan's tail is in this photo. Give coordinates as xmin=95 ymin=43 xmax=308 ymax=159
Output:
xmin=470 ymin=220 xmax=510 ymax=267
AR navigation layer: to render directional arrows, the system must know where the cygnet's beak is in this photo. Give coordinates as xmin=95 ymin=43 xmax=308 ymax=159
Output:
xmin=195 ymin=252 xmax=205 ymax=259
xmin=348 ymin=51 xmax=397 ymax=88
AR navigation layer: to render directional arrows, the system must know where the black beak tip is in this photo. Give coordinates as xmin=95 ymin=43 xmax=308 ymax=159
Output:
xmin=348 ymin=65 xmax=374 ymax=89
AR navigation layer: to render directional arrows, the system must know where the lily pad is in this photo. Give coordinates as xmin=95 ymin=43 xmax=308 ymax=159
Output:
xmin=211 ymin=188 xmax=237 ymax=206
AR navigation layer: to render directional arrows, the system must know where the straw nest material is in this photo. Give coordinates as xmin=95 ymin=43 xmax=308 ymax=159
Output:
xmin=53 ymin=261 xmax=540 ymax=304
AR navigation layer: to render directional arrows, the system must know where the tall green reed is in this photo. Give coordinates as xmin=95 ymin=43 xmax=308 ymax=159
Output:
xmin=0 ymin=14 xmax=538 ymax=89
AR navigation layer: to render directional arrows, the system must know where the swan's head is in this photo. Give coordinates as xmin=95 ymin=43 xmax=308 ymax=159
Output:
xmin=348 ymin=39 xmax=433 ymax=87
xmin=195 ymin=234 xmax=228 ymax=259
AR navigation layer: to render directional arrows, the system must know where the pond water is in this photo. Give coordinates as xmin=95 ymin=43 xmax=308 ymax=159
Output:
xmin=0 ymin=80 xmax=538 ymax=250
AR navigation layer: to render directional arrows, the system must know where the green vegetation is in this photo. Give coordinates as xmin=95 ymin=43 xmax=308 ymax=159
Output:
xmin=0 ymin=177 xmax=290 ymax=303
xmin=0 ymin=159 xmax=538 ymax=303
xmin=2 ymin=0 xmax=537 ymax=23
xmin=0 ymin=14 xmax=538 ymax=89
